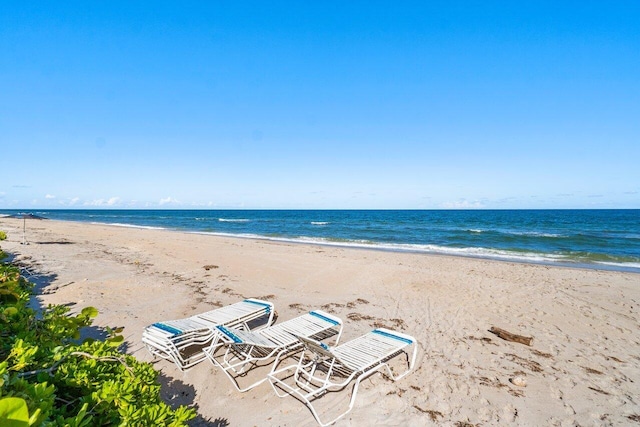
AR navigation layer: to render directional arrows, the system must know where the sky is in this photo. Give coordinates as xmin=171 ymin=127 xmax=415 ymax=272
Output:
xmin=1 ymin=1 xmax=639 ymax=210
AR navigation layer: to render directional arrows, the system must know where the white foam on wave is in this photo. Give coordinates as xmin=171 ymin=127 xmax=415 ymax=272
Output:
xmin=194 ymin=232 xmax=563 ymax=263
xmin=505 ymin=230 xmax=565 ymax=238
xmin=188 ymin=231 xmax=639 ymax=271
xmin=311 ymin=222 xmax=329 ymax=226
xmin=219 ymin=218 xmax=250 ymax=223
xmin=464 ymin=229 xmax=563 ymax=238
xmin=595 ymin=261 xmax=640 ymax=269
xmin=320 ymin=240 xmax=564 ymax=263
xmin=621 ymin=233 xmax=640 ymax=239
xmin=190 ymin=231 xmax=265 ymax=240
xmin=97 ymin=222 xmax=167 ymax=230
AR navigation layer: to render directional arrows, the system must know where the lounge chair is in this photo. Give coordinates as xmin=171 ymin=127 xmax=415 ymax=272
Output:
xmin=267 ymin=328 xmax=417 ymax=426
xmin=142 ymin=298 xmax=274 ymax=370
xmin=205 ymin=310 xmax=343 ymax=392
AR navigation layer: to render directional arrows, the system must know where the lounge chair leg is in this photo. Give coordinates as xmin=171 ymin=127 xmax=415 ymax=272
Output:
xmin=305 ymin=380 xmax=360 ymax=427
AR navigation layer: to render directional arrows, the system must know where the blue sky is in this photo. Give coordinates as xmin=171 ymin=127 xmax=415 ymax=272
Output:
xmin=1 ymin=1 xmax=639 ymax=209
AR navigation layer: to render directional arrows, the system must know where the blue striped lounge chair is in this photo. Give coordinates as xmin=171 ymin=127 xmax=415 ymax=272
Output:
xmin=142 ymin=298 xmax=274 ymax=370
xmin=205 ymin=310 xmax=343 ymax=392
xmin=267 ymin=328 xmax=417 ymax=426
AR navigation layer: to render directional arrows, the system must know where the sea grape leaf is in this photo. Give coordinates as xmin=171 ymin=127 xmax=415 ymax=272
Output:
xmin=0 ymin=397 xmax=30 ymax=427
xmin=106 ymin=335 xmax=124 ymax=347
xmin=80 ymin=307 xmax=98 ymax=318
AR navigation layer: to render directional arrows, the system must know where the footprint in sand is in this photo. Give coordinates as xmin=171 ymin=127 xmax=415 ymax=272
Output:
xmin=468 ymin=385 xmax=481 ymax=398
xmin=477 ymin=406 xmax=493 ymax=422
xmin=502 ymin=404 xmax=518 ymax=423
xmin=550 ymin=386 xmax=563 ymax=401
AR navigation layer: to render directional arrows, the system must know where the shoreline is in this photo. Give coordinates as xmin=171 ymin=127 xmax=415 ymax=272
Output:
xmin=0 ymin=217 xmax=638 ymax=425
xmin=188 ymin=229 xmax=640 ymax=274
xmin=3 ymin=209 xmax=640 ymax=274
xmin=19 ymin=216 xmax=640 ymax=274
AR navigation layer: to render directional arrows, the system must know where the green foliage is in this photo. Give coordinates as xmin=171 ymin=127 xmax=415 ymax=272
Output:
xmin=0 ymin=262 xmax=195 ymax=426
xmin=0 ymin=230 xmax=6 ymax=261
xmin=0 ymin=396 xmax=30 ymax=427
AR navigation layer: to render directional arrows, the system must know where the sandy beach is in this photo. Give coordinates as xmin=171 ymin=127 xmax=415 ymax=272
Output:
xmin=1 ymin=217 xmax=638 ymax=426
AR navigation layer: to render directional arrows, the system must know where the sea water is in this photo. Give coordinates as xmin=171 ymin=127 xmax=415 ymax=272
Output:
xmin=2 ymin=209 xmax=639 ymax=272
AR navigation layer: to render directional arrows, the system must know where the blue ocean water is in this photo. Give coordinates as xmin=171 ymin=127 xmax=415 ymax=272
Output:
xmin=2 ymin=209 xmax=639 ymax=272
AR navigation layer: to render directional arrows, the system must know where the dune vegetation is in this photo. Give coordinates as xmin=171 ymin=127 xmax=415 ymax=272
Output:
xmin=0 ymin=231 xmax=195 ymax=426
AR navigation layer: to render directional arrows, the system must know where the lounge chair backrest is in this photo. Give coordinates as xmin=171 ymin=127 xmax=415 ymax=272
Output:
xmin=299 ymin=328 xmax=416 ymax=373
xmin=195 ymin=298 xmax=272 ymax=325
xmin=271 ymin=310 xmax=341 ymax=338
xmin=215 ymin=310 xmax=342 ymax=347
xmin=370 ymin=328 xmax=415 ymax=345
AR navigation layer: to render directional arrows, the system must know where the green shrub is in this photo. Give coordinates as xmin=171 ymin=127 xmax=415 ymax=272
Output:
xmin=0 ymin=262 xmax=195 ymax=426
xmin=0 ymin=230 xmax=6 ymax=260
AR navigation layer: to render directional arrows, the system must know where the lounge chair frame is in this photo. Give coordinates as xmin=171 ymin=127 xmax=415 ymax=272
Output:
xmin=142 ymin=298 xmax=274 ymax=370
xmin=206 ymin=310 xmax=343 ymax=392
xmin=268 ymin=328 xmax=417 ymax=426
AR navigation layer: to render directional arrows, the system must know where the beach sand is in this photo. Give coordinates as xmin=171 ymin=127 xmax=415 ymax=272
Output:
xmin=1 ymin=218 xmax=638 ymax=426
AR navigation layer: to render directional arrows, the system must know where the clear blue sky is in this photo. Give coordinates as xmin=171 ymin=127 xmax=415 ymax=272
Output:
xmin=1 ymin=1 xmax=639 ymax=209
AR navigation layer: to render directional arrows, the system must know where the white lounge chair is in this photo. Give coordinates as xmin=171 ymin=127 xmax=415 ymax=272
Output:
xmin=142 ymin=298 xmax=274 ymax=370
xmin=268 ymin=328 xmax=417 ymax=426
xmin=205 ymin=310 xmax=343 ymax=392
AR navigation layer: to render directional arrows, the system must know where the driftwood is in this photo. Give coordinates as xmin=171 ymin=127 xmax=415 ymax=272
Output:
xmin=489 ymin=326 xmax=533 ymax=346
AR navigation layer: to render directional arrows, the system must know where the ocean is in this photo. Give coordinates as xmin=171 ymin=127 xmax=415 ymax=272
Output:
xmin=2 ymin=209 xmax=639 ymax=273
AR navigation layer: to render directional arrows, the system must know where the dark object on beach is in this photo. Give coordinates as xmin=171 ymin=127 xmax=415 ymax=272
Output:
xmin=7 ymin=213 xmax=47 ymax=220
xmin=489 ymin=326 xmax=533 ymax=346
xmin=8 ymin=213 xmax=47 ymax=245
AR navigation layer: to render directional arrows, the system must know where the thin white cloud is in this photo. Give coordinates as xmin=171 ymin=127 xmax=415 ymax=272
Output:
xmin=159 ymin=196 xmax=180 ymax=205
xmin=440 ymin=199 xmax=485 ymax=209
xmin=45 ymin=194 xmax=56 ymax=199
xmin=58 ymin=197 xmax=79 ymax=207
xmin=84 ymin=197 xmax=121 ymax=207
